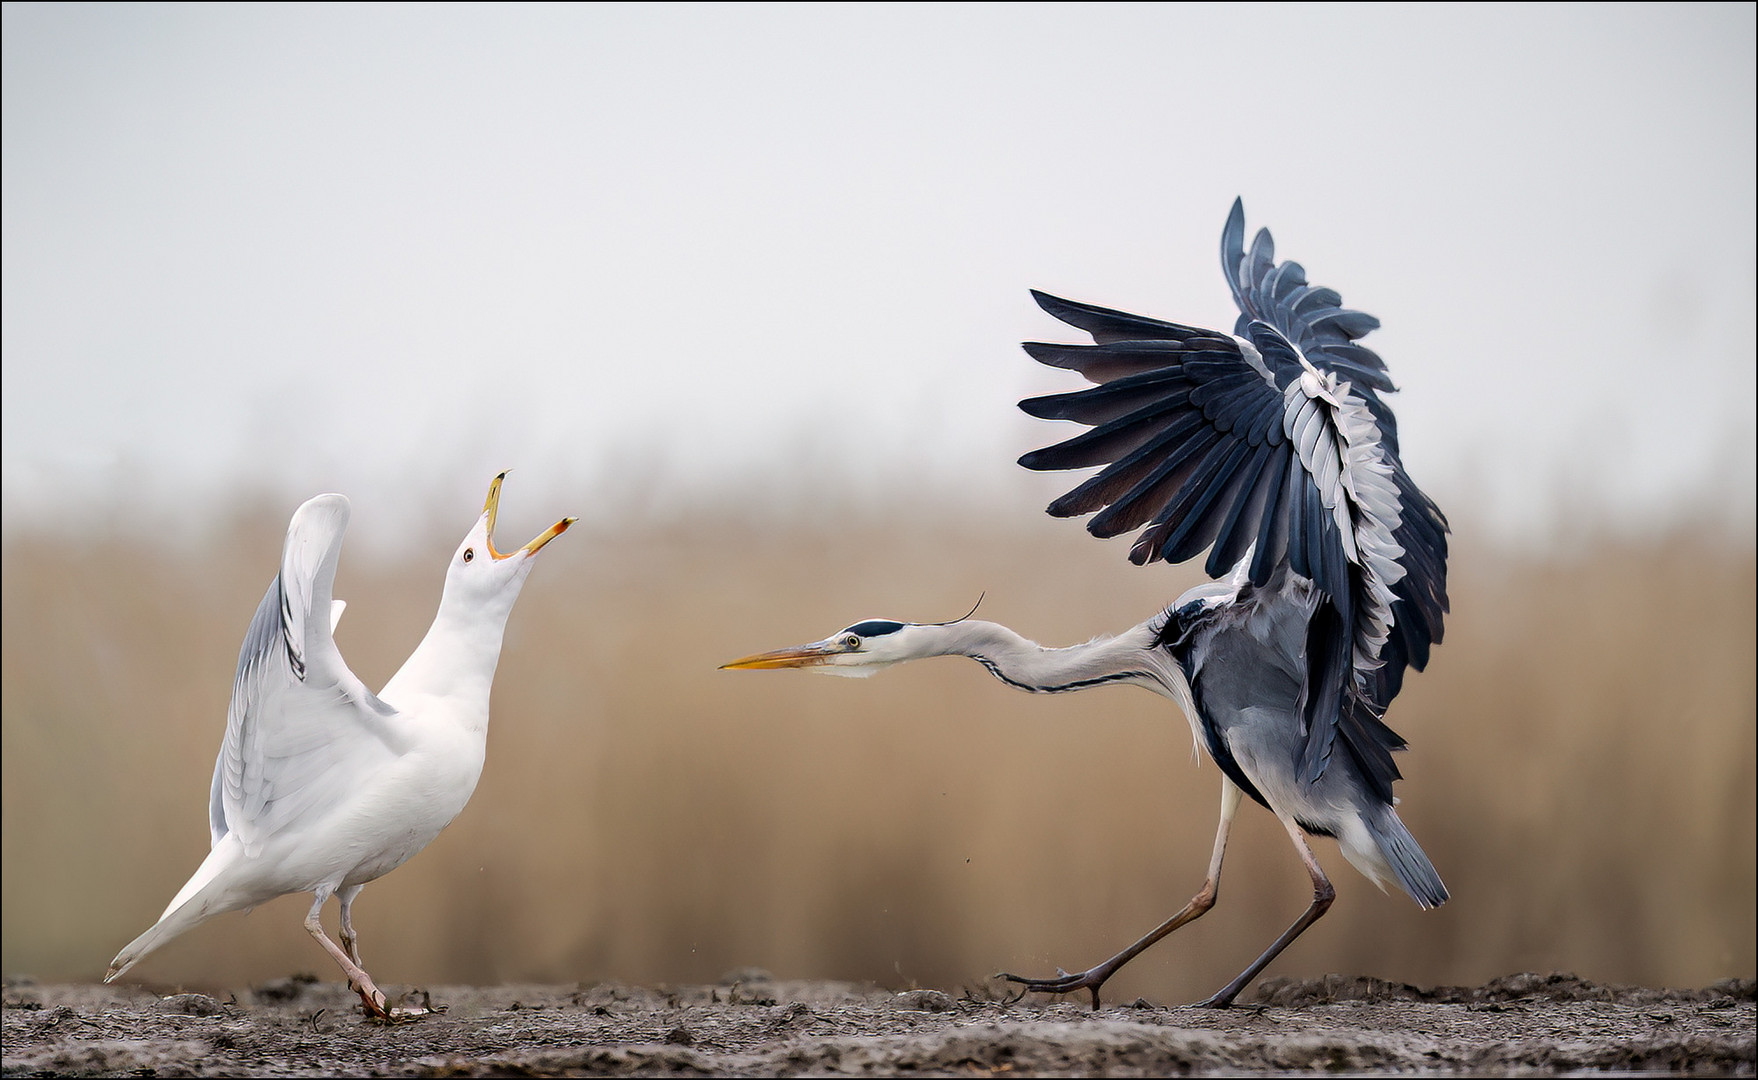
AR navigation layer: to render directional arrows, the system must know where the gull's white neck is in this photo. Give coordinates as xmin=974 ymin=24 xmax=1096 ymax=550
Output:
xmin=377 ymin=591 xmax=520 ymax=730
xmin=913 ymin=619 xmax=1182 ymax=698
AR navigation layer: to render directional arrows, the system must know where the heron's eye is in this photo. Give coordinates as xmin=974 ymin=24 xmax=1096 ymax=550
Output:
xmin=463 ymin=548 xmax=475 ymax=563
xmin=842 ymin=635 xmax=861 ymax=650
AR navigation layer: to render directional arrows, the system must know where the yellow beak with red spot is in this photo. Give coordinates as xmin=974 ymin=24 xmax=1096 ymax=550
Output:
xmin=483 ymin=471 xmax=576 ymax=559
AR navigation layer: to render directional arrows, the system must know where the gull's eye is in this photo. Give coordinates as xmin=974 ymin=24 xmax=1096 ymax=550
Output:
xmin=842 ymin=635 xmax=861 ymax=650
xmin=463 ymin=548 xmax=475 ymax=563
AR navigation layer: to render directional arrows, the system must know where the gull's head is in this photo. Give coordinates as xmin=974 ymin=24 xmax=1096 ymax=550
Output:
xmin=719 ymin=619 xmax=942 ymax=678
xmin=443 ymin=471 xmax=575 ymax=608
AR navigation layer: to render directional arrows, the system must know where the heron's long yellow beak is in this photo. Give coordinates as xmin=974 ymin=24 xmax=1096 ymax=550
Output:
xmin=482 ymin=471 xmax=575 ymax=559
xmin=719 ymin=642 xmax=839 ymax=670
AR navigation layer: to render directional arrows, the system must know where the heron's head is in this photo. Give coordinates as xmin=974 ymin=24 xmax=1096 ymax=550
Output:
xmin=719 ymin=618 xmax=946 ymax=678
xmin=442 ymin=472 xmax=575 ymax=607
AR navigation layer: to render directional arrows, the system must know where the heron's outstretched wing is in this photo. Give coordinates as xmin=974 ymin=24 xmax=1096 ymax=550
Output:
xmin=1221 ymin=199 xmax=1450 ymax=714
xmin=1219 ymin=198 xmax=1449 ymax=714
xmin=1018 ymin=202 xmax=1448 ymax=795
xmin=1220 ymin=198 xmax=1399 ymax=446
xmin=206 ymin=495 xmax=412 ymax=855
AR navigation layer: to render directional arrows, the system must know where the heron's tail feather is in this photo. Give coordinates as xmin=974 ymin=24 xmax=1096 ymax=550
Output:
xmin=1370 ymin=810 xmax=1449 ymax=909
xmin=105 ymin=840 xmax=243 ymax=982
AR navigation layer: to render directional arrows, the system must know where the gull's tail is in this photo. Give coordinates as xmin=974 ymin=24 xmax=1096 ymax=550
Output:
xmin=106 ymin=905 xmax=207 ymax=983
xmin=105 ymin=839 xmax=243 ymax=982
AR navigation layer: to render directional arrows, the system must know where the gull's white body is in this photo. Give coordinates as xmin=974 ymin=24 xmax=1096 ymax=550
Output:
xmin=141 ymin=708 xmax=485 ymax=953
xmin=106 ymin=479 xmax=570 ymax=1015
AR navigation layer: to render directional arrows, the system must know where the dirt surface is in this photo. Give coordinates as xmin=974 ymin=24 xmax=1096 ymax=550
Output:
xmin=3 ymin=972 xmax=1752 ymax=1076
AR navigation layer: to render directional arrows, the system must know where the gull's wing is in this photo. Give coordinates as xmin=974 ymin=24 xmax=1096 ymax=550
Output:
xmin=1017 ymin=203 xmax=1448 ymax=795
xmin=206 ymin=495 xmax=413 ymax=855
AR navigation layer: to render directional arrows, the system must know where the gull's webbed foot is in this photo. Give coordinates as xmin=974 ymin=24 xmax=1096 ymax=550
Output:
xmin=364 ymin=988 xmax=445 ymax=1023
xmin=390 ymin=988 xmax=444 ymax=1019
xmin=355 ymin=985 xmax=392 ymax=1020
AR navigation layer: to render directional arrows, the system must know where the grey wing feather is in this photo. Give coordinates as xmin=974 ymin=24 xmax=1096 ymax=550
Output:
xmin=1221 ymin=198 xmax=1394 ymax=395
xmin=210 ymin=495 xmax=409 ymax=854
xmin=1018 ymin=296 xmax=1354 ymax=604
xmin=1020 ymin=200 xmax=1449 ymax=794
xmin=209 ymin=578 xmax=283 ymax=846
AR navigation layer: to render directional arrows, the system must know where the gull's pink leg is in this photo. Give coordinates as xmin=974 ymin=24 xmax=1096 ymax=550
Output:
xmin=304 ymin=892 xmax=391 ymax=1019
xmin=337 ymin=885 xmax=365 ymax=988
xmin=338 ymin=887 xmax=363 ymax=965
xmin=336 ymin=886 xmax=439 ymax=1019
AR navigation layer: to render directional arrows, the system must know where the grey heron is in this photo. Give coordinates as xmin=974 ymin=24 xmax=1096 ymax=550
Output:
xmin=105 ymin=474 xmax=574 ymax=1019
xmin=722 ymin=200 xmax=1450 ymax=1008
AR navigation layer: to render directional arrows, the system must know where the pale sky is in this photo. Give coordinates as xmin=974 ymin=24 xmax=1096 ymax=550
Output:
xmin=4 ymin=3 xmax=1754 ymax=549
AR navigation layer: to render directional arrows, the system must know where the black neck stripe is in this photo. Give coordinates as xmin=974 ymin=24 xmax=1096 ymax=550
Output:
xmin=971 ymin=656 xmax=1152 ymax=694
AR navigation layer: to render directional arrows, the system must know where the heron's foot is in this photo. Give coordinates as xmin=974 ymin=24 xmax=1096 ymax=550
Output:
xmin=1192 ymin=992 xmax=1270 ymax=1014
xmin=998 ymin=966 xmax=1112 ymax=1011
xmin=1193 ymin=989 xmax=1237 ymax=1009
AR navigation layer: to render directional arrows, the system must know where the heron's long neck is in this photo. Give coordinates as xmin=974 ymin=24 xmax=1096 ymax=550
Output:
xmin=926 ymin=619 xmax=1176 ymax=696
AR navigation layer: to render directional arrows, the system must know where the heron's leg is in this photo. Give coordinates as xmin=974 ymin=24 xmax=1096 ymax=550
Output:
xmin=1002 ymin=778 xmax=1244 ymax=1009
xmin=1196 ymin=814 xmax=1335 ymax=1009
xmin=303 ymin=891 xmax=391 ymax=1019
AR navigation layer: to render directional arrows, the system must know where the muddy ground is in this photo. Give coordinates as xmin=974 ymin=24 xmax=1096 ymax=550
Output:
xmin=3 ymin=972 xmax=1752 ymax=1076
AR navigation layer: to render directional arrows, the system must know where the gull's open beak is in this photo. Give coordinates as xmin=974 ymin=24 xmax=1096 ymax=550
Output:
xmin=483 ymin=472 xmax=509 ymax=557
xmin=521 ymin=517 xmax=576 ymax=555
xmin=719 ymin=641 xmax=840 ymax=670
xmin=482 ymin=471 xmax=576 ymax=559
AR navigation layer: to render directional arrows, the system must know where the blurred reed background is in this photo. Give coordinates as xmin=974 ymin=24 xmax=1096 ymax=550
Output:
xmin=2 ymin=481 xmax=1753 ymax=1003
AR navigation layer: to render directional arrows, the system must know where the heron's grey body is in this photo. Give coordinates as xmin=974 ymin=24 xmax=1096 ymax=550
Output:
xmin=1169 ymin=565 xmax=1447 ymax=910
xmin=723 ymin=199 xmax=1450 ymax=1006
